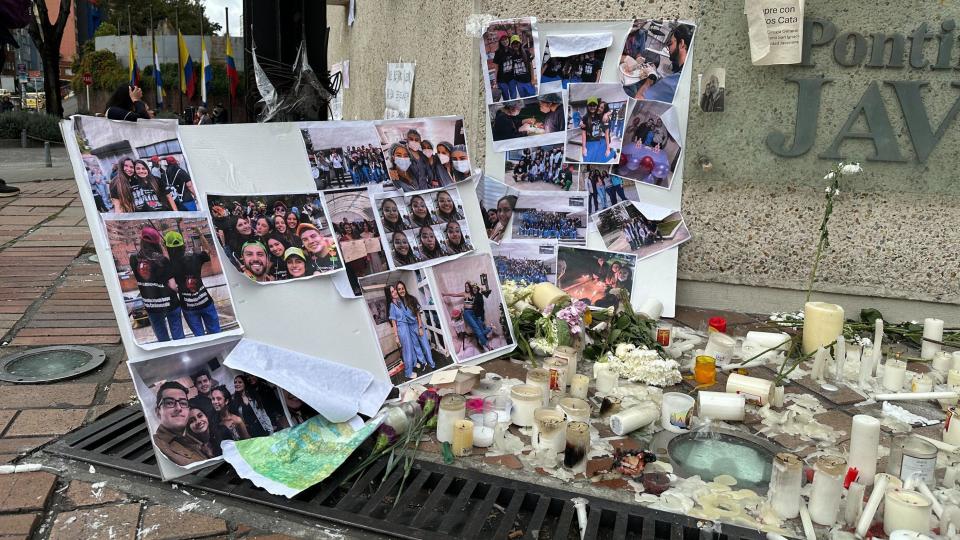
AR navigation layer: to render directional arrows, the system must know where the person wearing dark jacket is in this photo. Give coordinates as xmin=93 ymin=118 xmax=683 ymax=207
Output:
xmin=163 ymin=231 xmax=221 ymax=337
xmin=130 ymin=226 xmax=184 ymax=342
xmin=105 ymin=84 xmax=152 ymax=121
xmin=162 ymin=157 xmax=197 ymax=210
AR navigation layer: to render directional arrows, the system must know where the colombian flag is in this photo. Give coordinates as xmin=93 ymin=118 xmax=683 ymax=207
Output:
xmin=225 ymin=33 xmax=239 ymax=99
xmin=178 ymin=31 xmax=196 ymax=99
xmin=152 ymin=36 xmax=164 ymax=109
xmin=200 ymin=37 xmax=212 ymax=106
xmin=128 ymin=35 xmax=140 ymax=87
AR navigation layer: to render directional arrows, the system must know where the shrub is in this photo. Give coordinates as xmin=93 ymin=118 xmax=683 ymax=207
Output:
xmin=0 ymin=111 xmax=63 ymax=142
xmin=0 ymin=111 xmax=29 ymax=139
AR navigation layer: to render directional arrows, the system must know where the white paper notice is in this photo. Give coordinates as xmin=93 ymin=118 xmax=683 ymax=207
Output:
xmin=744 ymin=0 xmax=804 ymax=65
xmin=330 ymin=62 xmax=344 ymax=121
xmin=384 ymin=62 xmax=416 ymax=119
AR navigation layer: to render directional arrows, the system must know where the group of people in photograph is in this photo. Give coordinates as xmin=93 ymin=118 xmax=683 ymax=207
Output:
xmin=129 ymin=225 xmax=222 ymax=342
xmin=514 ymin=209 xmax=583 ymax=241
xmin=558 ymin=251 xmax=635 ymax=309
xmin=442 ymin=280 xmax=496 ymax=353
xmin=481 ymin=194 xmax=517 ymax=243
xmin=209 ymin=197 xmax=341 ymax=283
xmin=91 ymin=154 xmax=196 ymax=214
xmin=384 ymin=279 xmax=436 ymax=380
xmin=386 ymin=130 xmax=472 ymax=191
xmin=623 ymin=214 xmax=664 ymax=250
xmin=311 ymin=145 xmax=389 ymax=190
xmin=489 ymin=31 xmax=538 ymax=100
xmin=491 ymin=93 xmax=565 ymax=141
xmin=380 ymin=192 xmax=473 ymax=266
xmin=508 ymin=146 xmax=575 ymax=189
xmin=629 ymin=115 xmax=670 ymax=150
xmin=573 ymin=96 xmax=622 ymax=163
xmin=585 ymin=167 xmax=629 ymax=213
xmin=494 ymin=255 xmax=551 ymax=285
xmin=541 ymin=48 xmax=605 ymax=88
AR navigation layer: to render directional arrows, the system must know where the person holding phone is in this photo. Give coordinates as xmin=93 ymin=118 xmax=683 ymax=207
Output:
xmin=105 ymin=84 xmax=152 ymax=121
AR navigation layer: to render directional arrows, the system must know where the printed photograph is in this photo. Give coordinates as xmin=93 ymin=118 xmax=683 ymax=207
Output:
xmin=206 ymin=193 xmax=342 ymax=283
xmin=481 ymin=17 xmax=540 ymax=103
xmin=375 ymin=117 xmax=472 ymax=192
xmin=492 ymin=240 xmax=558 ymax=285
xmin=488 ymin=92 xmax=566 ymax=152
xmin=557 ymin=246 xmax=636 ymax=309
xmin=359 ymin=270 xmax=455 ymax=384
xmin=73 ymin=116 xmax=197 ymax=214
xmin=102 ymin=213 xmax=242 ymax=349
xmin=619 ymin=19 xmax=696 ymax=103
xmin=324 ymin=187 xmax=390 ymax=296
xmin=434 ymin=254 xmax=514 ymax=362
xmin=700 ymin=67 xmax=725 ymax=112
xmin=540 ymin=38 xmax=607 ymax=90
xmin=564 ymin=83 xmax=629 ymax=164
xmin=504 ymin=144 xmax=578 ymax=192
xmin=595 ymin=200 xmax=692 ymax=261
xmin=477 ymin=175 xmax=518 ymax=244
xmin=612 ymin=100 xmax=681 ymax=189
xmin=299 ymin=121 xmax=392 ymax=191
xmin=580 ymin=165 xmax=641 ymax=214
xmin=131 ymin=348 xmax=287 ymax=468
xmin=512 ymin=191 xmax=588 ymax=246
xmin=374 ymin=187 xmax=474 ymax=268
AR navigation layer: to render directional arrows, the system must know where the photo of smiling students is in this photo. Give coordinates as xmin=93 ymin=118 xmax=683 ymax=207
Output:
xmin=480 ymin=18 xmax=540 ymax=104
xmin=611 ymin=100 xmax=683 ymax=190
xmin=324 ymin=187 xmax=390 ymax=297
xmin=299 ymin=121 xmax=393 ymax=191
xmin=619 ymin=19 xmax=695 ymax=104
xmin=375 ymin=117 xmax=472 ymax=192
xmin=477 ymin=176 xmax=519 ymax=244
xmin=374 ymin=187 xmax=475 ymax=269
xmin=564 ymin=83 xmax=630 ymax=165
xmin=539 ymin=36 xmax=609 ymax=93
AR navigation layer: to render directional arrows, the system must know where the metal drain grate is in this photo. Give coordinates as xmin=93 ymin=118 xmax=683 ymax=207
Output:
xmin=48 ymin=407 xmax=766 ymax=540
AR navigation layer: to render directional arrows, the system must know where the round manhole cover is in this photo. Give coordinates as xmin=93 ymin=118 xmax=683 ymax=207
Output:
xmin=0 ymin=346 xmax=107 ymax=383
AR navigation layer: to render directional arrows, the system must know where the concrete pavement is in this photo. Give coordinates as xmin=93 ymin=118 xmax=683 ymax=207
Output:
xmin=0 ymin=145 xmax=74 ymax=184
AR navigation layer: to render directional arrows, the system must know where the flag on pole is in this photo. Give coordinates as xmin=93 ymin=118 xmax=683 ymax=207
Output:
xmin=200 ymin=37 xmax=212 ymax=106
xmin=225 ymin=33 xmax=239 ymax=99
xmin=128 ymin=35 xmax=140 ymax=87
xmin=152 ymin=33 xmax=164 ymax=109
xmin=178 ymin=31 xmax=196 ymax=99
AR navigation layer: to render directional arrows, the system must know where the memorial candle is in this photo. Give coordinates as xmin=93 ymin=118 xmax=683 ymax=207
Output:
xmin=557 ymin=397 xmax=591 ymax=423
xmin=609 ymin=404 xmax=658 ymax=435
xmin=595 ymin=364 xmax=618 ymax=393
xmin=769 ymin=452 xmax=803 ymax=519
xmin=808 ymin=456 xmax=845 ymax=525
xmin=569 ymin=374 xmax=589 ymax=400
xmin=845 ymin=482 xmax=866 ymax=526
xmin=531 ymin=282 xmax=568 ymax=310
xmin=802 ymin=302 xmax=844 ymax=354
xmin=532 ymin=407 xmax=566 ymax=453
xmin=526 ymin=368 xmax=551 ymax=406
xmin=543 ymin=357 xmax=568 ymax=391
xmin=872 ymin=318 xmax=884 ymax=377
xmin=563 ymin=421 xmax=590 ymax=469
xmin=932 ymin=351 xmax=953 ymax=373
xmin=883 ymin=489 xmax=932 ymax=535
xmin=882 ymin=358 xmax=908 ymax=392
xmin=833 ymin=335 xmax=847 ymax=382
xmin=452 ymin=419 xmax=474 ymax=457
xmin=848 ymin=415 xmax=881 ymax=486
xmin=553 ymin=345 xmax=580 ymax=387
xmin=509 ymin=384 xmax=542 ymax=427
xmin=437 ymin=394 xmax=465 ymax=443
xmin=945 ymin=407 xmax=960 ymax=446
xmin=921 ymin=318 xmax=944 ymax=361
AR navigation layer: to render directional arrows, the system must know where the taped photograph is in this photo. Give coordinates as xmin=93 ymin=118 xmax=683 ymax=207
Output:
xmin=564 ymin=83 xmax=629 ymax=165
xmin=488 ymin=93 xmax=566 ymax=152
xmin=595 ymin=200 xmax=692 ymax=261
xmin=359 ymin=270 xmax=455 ymax=384
xmin=206 ymin=193 xmax=343 ymax=283
xmin=434 ymin=254 xmax=515 ymax=362
xmin=324 ymin=187 xmax=390 ymax=296
xmin=512 ymin=191 xmax=588 ymax=246
xmin=375 ymin=116 xmax=472 ymax=192
xmin=374 ymin=187 xmax=475 ymax=269
xmin=557 ymin=246 xmax=636 ymax=309
xmin=298 ymin=121 xmax=392 ymax=191
xmin=480 ymin=17 xmax=540 ymax=104
xmin=619 ymin=19 xmax=696 ymax=103
xmin=581 ymin=165 xmax=641 ymax=214
xmin=102 ymin=213 xmax=243 ymax=350
xmin=700 ymin=67 xmax=725 ymax=112
xmin=503 ymin=143 xmax=577 ymax=192
xmin=476 ymin=175 xmax=518 ymax=244
xmin=73 ymin=116 xmax=197 ymax=213
xmin=612 ymin=100 xmax=682 ymax=190
xmin=492 ymin=240 xmax=558 ymax=285
xmin=539 ymin=33 xmax=611 ymax=93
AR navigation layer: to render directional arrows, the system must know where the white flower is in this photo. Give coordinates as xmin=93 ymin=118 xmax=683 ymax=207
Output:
xmin=833 ymin=188 xmax=841 ymax=196
xmin=615 ymin=343 xmax=636 ymax=357
xmin=840 ymin=163 xmax=862 ymax=174
xmin=607 ymin=345 xmax=681 ymax=387
xmin=824 ymin=172 xmax=835 ymax=181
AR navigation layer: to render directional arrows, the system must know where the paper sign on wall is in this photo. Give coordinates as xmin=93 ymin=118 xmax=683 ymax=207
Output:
xmin=744 ymin=0 xmax=804 ymax=65
xmin=384 ymin=62 xmax=416 ymax=119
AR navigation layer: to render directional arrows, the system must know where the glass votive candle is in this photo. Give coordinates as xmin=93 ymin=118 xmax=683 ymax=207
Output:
xmin=526 ymin=367 xmax=551 ymax=406
xmin=693 ymin=355 xmax=717 ymax=385
xmin=483 ymin=394 xmax=511 ymax=423
xmin=543 ymin=357 xmax=569 ymax=391
xmin=557 ymin=397 xmax=591 ymax=422
xmin=532 ymin=407 xmax=566 ymax=453
xmin=553 ymin=345 xmax=580 ymax=386
xmin=563 ymin=421 xmax=590 ymax=469
xmin=437 ymin=394 xmax=465 ymax=443
xmin=470 ymin=411 xmax=497 ymax=448
xmin=569 ymin=374 xmax=589 ymax=400
xmin=510 ymin=384 xmax=543 ymax=427
xmin=595 ymin=364 xmax=618 ymax=393
xmin=452 ymin=419 xmax=474 ymax=457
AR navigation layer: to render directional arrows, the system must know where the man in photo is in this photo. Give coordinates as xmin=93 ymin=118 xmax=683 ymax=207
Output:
xmin=189 ymin=369 xmax=216 ymax=420
xmin=162 ymin=157 xmax=197 ymax=211
xmin=240 ymin=241 xmax=274 ymax=282
xmin=297 ymin=223 xmax=339 ymax=273
xmin=636 ymin=24 xmax=692 ymax=102
xmin=164 ymin=231 xmax=221 ymax=337
xmin=153 ymin=381 xmax=208 ymax=466
xmin=700 ymin=73 xmax=724 ymax=112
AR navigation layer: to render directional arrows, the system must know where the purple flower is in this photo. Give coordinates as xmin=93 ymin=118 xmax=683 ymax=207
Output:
xmin=373 ymin=424 xmax=398 ymax=453
xmin=418 ymin=390 xmax=440 ymax=420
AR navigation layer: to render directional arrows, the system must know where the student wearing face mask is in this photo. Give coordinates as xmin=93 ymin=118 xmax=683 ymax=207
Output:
xmin=388 ymin=143 xmax=418 ymax=191
xmin=449 ymin=145 xmax=473 ymax=182
xmin=432 ymin=142 xmax=457 ymax=186
xmin=420 ymin=140 xmax=439 ymax=186
xmin=403 ymin=129 xmax=432 ymax=189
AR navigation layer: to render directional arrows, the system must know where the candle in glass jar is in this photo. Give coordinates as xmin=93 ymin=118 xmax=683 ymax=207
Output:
xmin=911 ymin=373 xmax=934 ymax=393
xmin=921 ymin=318 xmax=944 ymax=361
xmin=510 ymin=384 xmax=543 ymax=427
xmin=483 ymin=394 xmax=511 ymax=423
xmin=693 ymin=355 xmax=716 ymax=385
xmin=452 ymin=419 xmax=474 ymax=457
xmin=543 ymin=357 xmax=569 ymax=391
xmin=595 ymin=364 xmax=618 ymax=393
xmin=945 ymin=407 xmax=960 ymax=446
xmin=563 ymin=421 xmax=590 ymax=469
xmin=882 ymin=358 xmax=908 ymax=392
xmin=808 ymin=456 xmax=845 ymax=525
xmin=883 ymin=489 xmax=932 ymax=535
xmin=557 ymin=397 xmax=591 ymax=422
xmin=848 ymin=414 xmax=881 ymax=486
xmin=437 ymin=394 xmax=466 ymax=443
xmin=553 ymin=345 xmax=580 ymax=387
xmin=802 ymin=302 xmax=844 ymax=355
xmin=471 ymin=411 xmax=497 ymax=448
xmin=532 ymin=407 xmax=566 ymax=453
xmin=769 ymin=452 xmax=803 ymax=519
xmin=526 ymin=368 xmax=552 ymax=406
xmin=570 ymin=374 xmax=589 ymax=399
xmin=932 ymin=351 xmax=953 ymax=373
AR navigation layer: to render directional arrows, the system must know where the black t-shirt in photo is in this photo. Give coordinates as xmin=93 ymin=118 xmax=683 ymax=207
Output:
xmin=584 ymin=115 xmax=607 ymax=142
xmin=493 ymin=111 xmax=521 ymax=140
xmin=169 ymin=251 xmax=213 ymax=311
xmin=165 ymin=166 xmax=195 ymax=203
xmin=493 ymin=47 xmax=514 ymax=82
xmin=129 ymin=254 xmax=180 ymax=313
xmin=111 ymin=176 xmax=166 ymax=212
xmin=511 ymin=48 xmax=533 ymax=83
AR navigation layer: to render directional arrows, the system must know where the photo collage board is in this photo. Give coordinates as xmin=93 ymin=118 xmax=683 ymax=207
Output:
xmin=480 ymin=17 xmax=695 ymax=290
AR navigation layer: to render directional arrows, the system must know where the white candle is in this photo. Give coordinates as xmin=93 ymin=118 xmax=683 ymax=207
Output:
xmin=569 ymin=374 xmax=589 ymax=400
xmin=882 ymin=358 xmax=908 ymax=392
xmin=595 ymin=365 xmax=618 ymax=393
xmin=808 ymin=456 xmax=845 ymax=525
xmin=526 ymin=368 xmax=552 ymax=407
xmin=848 ymin=415 xmax=881 ymax=486
xmin=660 ymin=392 xmax=695 ymax=433
xmin=609 ymin=405 xmax=658 ymax=435
xmin=635 ymin=297 xmax=663 ymax=320
xmin=532 ymin=407 xmax=566 ymax=453
xmin=811 ymin=346 xmax=828 ymax=381
xmin=953 ymin=351 xmax=960 ymax=371
xmin=911 ymin=373 xmax=934 ymax=393
xmin=872 ymin=318 xmax=884 ymax=377
xmin=883 ymin=489 xmax=932 ymax=535
xmin=799 ymin=503 xmax=817 ymax=540
xmin=859 ymin=347 xmax=874 ymax=388
xmin=696 ymin=391 xmax=745 ymax=421
xmin=769 ymin=452 xmax=803 ymax=519
xmin=531 ymin=282 xmax=568 ymax=310
xmin=856 ymin=473 xmax=890 ymax=538
xmin=437 ymin=394 xmax=465 ymax=443
xmin=557 ymin=397 xmax=590 ymax=423
xmin=845 ymin=482 xmax=866 ymax=526
xmin=704 ymin=332 xmax=736 ymax=364
xmin=945 ymin=407 xmax=960 ymax=446
xmin=553 ymin=346 xmax=580 ymax=387
xmin=949 ymin=370 xmax=960 ymax=389
xmin=510 ymin=384 xmax=543 ymax=427
xmin=803 ymin=302 xmax=844 ymax=355
xmin=543 ymin=357 xmax=568 ymax=391
xmin=470 ymin=412 xmax=497 ymax=448
xmin=874 ymin=391 xmax=959 ymax=401
xmin=921 ymin=318 xmax=945 ymax=361
xmin=932 ymin=351 xmax=953 ymax=373
xmin=726 ymin=373 xmax=774 ymax=406
xmin=834 ymin=335 xmax=847 ymax=382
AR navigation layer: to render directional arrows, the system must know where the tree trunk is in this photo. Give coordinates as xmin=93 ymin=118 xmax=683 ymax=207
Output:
xmin=26 ymin=0 xmax=71 ymax=118
xmin=41 ymin=43 xmax=63 ymax=117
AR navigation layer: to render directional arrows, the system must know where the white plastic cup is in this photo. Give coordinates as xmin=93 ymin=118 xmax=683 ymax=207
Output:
xmin=661 ymin=392 xmax=695 ymax=433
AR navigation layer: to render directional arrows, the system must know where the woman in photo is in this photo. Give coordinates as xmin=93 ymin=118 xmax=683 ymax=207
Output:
xmin=388 ymin=281 xmax=435 ymax=379
xmin=508 ymin=35 xmax=536 ymax=97
xmin=265 ymin=234 xmax=289 ymax=280
xmin=253 ymin=216 xmax=272 ymax=242
xmin=380 ymin=199 xmax=406 ymax=234
xmin=285 ymin=212 xmax=301 ymax=238
xmin=227 ymin=215 xmax=254 ymax=266
xmin=579 ymin=97 xmax=615 ymax=163
xmin=489 ymin=195 xmax=517 ymax=243
xmin=442 ymin=281 xmax=493 ymax=353
xmin=420 ymin=140 xmax=440 ymax=187
xmin=432 ymin=142 xmax=457 ymax=186
xmin=391 ymin=231 xmax=420 ymax=266
xmin=283 ymin=390 xmax=318 ymax=426
xmin=434 ymin=190 xmax=461 ymax=222
xmin=388 ymin=143 xmax=418 ymax=191
xmin=105 ymin=84 xmax=152 ymax=121
xmin=232 ymin=375 xmax=275 ymax=438
xmin=418 ymin=226 xmax=447 ymax=260
xmin=130 ymin=226 xmax=183 ymax=342
xmin=110 ymin=158 xmax=175 ymax=213
xmin=492 ymin=32 xmax=515 ymax=101
xmin=360 ymin=221 xmax=376 ymax=239
xmin=408 ymin=195 xmax=434 ymax=228
xmin=272 ymin=214 xmax=297 ymax=246
xmin=284 ymin=247 xmax=316 ymax=279
xmin=450 ymin=145 xmax=472 ymax=182
xmin=444 ymin=221 xmax=472 ymax=254
xmin=188 ymin=406 xmax=222 ymax=458
xmin=209 ymin=385 xmax=250 ymax=441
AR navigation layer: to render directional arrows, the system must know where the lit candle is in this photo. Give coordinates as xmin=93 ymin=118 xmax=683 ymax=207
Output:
xmin=848 ymin=415 xmax=881 ymax=486
xmin=436 ymin=394 xmax=465 ymax=443
xmin=525 ymin=367 xmax=551 ymax=407
xmin=921 ymin=318 xmax=944 ymax=361
xmin=845 ymin=482 xmax=866 ymax=526
xmin=808 ymin=456 xmax=845 ymax=525
xmin=569 ymin=374 xmax=589 ymax=400
xmin=802 ymin=302 xmax=844 ymax=355
xmin=509 ymin=384 xmax=542 ymax=427
xmin=872 ymin=318 xmax=884 ymax=377
xmin=882 ymin=358 xmax=908 ymax=392
xmin=543 ymin=357 xmax=568 ymax=391
xmin=911 ymin=373 xmax=934 ymax=393
xmin=553 ymin=346 xmax=580 ymax=387
xmin=563 ymin=421 xmax=590 ymax=469
xmin=557 ymin=397 xmax=591 ymax=423
xmin=883 ymin=489 xmax=932 ymax=535
xmin=595 ymin=364 xmax=618 ymax=393
xmin=452 ymin=419 xmax=474 ymax=457
xmin=531 ymin=282 xmax=568 ymax=310
xmin=945 ymin=407 xmax=960 ymax=446
xmin=532 ymin=407 xmax=566 ymax=454
xmin=769 ymin=452 xmax=803 ymax=519
xmin=609 ymin=404 xmax=658 ymax=436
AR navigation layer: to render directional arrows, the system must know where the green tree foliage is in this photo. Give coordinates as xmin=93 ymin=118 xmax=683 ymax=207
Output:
xmin=70 ymin=46 xmax=128 ymax=93
xmin=98 ymin=0 xmax=222 ymax=36
xmin=94 ymin=22 xmax=119 ymax=37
